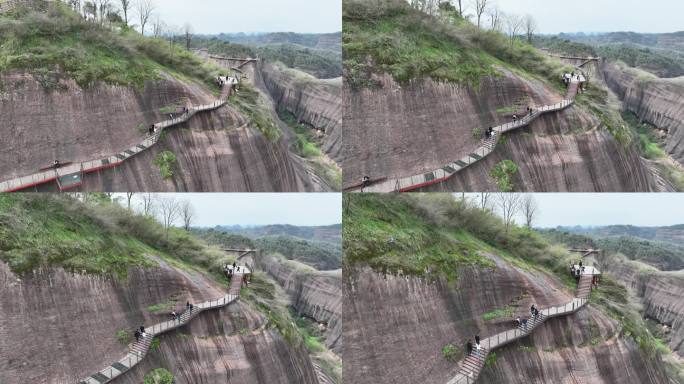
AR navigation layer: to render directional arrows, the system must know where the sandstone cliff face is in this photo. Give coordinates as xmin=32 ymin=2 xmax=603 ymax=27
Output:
xmin=602 ymin=60 xmax=684 ymax=165
xmin=1 ymin=69 xmax=315 ymax=192
xmin=256 ymin=254 xmax=342 ymax=354
xmin=260 ymin=63 xmax=343 ymax=162
xmin=75 ymin=108 xmax=309 ymax=192
xmin=343 ymin=69 xmax=657 ymax=191
xmin=344 ymin=255 xmax=670 ymax=384
xmin=0 ymin=260 xmax=319 ymax=384
xmin=0 ymin=71 xmax=213 ymax=180
xmin=598 ymin=254 xmax=684 ymax=358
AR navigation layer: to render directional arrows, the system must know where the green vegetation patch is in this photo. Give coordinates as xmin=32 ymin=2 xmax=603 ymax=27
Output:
xmin=0 ymin=4 xmax=224 ymax=89
xmin=482 ymin=305 xmax=515 ymax=321
xmin=442 ymin=343 xmax=461 ymax=361
xmin=230 ymin=83 xmax=281 ymax=142
xmin=143 ymin=368 xmax=174 ymax=384
xmin=116 ymin=329 xmax=129 ymax=344
xmin=278 ymin=109 xmax=342 ymax=190
xmin=293 ymin=312 xmax=327 ymax=353
xmin=0 ymin=194 xmax=156 ymax=279
xmin=147 ymin=299 xmax=176 ymax=314
xmin=495 ymin=106 xmax=516 ymax=115
xmin=343 ymin=0 xmax=497 ymax=87
xmin=343 ymin=194 xmax=495 ymax=280
xmin=490 ymin=160 xmax=519 ymax=192
xmin=153 ymin=151 xmax=177 ymax=180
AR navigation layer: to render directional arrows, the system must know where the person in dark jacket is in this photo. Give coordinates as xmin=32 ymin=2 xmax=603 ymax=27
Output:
xmin=466 ymin=339 xmax=473 ymax=356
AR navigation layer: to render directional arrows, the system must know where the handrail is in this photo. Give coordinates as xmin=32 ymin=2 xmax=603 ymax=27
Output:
xmin=347 ymin=78 xmax=585 ymax=193
xmin=0 ymin=79 xmax=240 ymax=192
xmin=77 ymin=266 xmax=250 ymax=384
xmin=446 ymin=272 xmax=596 ymax=384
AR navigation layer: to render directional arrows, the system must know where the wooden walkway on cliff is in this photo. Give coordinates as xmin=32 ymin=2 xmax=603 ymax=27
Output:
xmin=77 ymin=265 xmax=251 ymax=384
xmin=0 ymin=79 xmax=237 ymax=192
xmin=446 ymin=268 xmax=598 ymax=384
xmin=346 ymin=73 xmax=587 ymax=193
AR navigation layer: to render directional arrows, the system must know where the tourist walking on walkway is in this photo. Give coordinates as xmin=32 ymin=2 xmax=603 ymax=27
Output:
xmin=140 ymin=325 xmax=145 ymax=335
xmin=530 ymin=304 xmax=536 ymax=318
xmin=361 ymin=176 xmax=370 ymax=192
xmin=522 ymin=318 xmax=528 ymax=330
xmin=466 ymin=339 xmax=473 ymax=356
xmin=512 ymin=114 xmax=518 ymax=123
xmin=515 ymin=317 xmax=521 ymax=327
xmin=134 ymin=330 xmax=141 ymax=342
xmin=190 ymin=303 xmax=194 ymax=313
xmin=475 ymin=335 xmax=481 ymax=355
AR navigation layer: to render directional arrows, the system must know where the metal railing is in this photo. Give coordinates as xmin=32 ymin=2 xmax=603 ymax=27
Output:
xmin=78 ymin=271 xmax=247 ymax=383
xmin=446 ymin=287 xmax=591 ymax=384
xmin=388 ymin=98 xmax=576 ymax=193
xmin=1 ymin=93 xmax=230 ymax=192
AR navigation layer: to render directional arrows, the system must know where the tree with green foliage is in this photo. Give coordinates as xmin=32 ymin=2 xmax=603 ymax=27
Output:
xmin=490 ymin=160 xmax=519 ymax=192
xmin=143 ymin=368 xmax=174 ymax=384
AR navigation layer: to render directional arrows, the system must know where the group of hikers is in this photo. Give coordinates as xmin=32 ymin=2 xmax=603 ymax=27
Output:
xmin=223 ymin=261 xmax=242 ymax=278
xmin=465 ymin=334 xmax=483 ymax=357
xmin=562 ymin=71 xmax=587 ymax=91
xmin=133 ymin=325 xmax=147 ymax=343
xmin=170 ymin=301 xmax=195 ymax=322
xmin=133 ymin=301 xmax=196 ymax=344
xmin=465 ymin=304 xmax=544 ymax=356
xmin=515 ymin=304 xmax=541 ymax=331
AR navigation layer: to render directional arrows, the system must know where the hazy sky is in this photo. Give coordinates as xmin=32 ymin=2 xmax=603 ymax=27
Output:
xmin=153 ymin=0 xmax=341 ymax=34
xmin=493 ymin=0 xmax=684 ymax=34
xmin=116 ymin=193 xmax=341 ymax=227
xmin=501 ymin=193 xmax=684 ymax=228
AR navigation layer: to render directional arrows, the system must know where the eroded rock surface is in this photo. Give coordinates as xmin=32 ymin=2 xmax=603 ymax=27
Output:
xmin=261 ymin=63 xmax=343 ymax=161
xmin=602 ymin=60 xmax=684 ymax=165
xmin=343 ymin=68 xmax=657 ymax=191
xmin=0 ymin=260 xmax=318 ymax=384
xmin=256 ymin=254 xmax=342 ymax=353
xmin=344 ymin=257 xmax=670 ymax=384
xmin=599 ymin=254 xmax=684 ymax=358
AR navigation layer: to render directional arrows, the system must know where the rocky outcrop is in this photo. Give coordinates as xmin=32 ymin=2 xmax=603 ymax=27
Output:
xmin=344 ymin=256 xmax=670 ymax=384
xmin=602 ymin=60 xmax=684 ymax=165
xmin=260 ymin=63 xmax=343 ymax=162
xmin=343 ymin=68 xmax=657 ymax=191
xmin=256 ymin=254 xmax=342 ymax=353
xmin=598 ymin=254 xmax=684 ymax=358
xmin=0 ymin=260 xmax=319 ymax=384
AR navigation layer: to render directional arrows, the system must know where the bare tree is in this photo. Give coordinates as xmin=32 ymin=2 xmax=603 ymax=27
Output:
xmin=183 ymin=23 xmax=193 ymax=50
xmin=457 ymin=0 xmax=464 ymax=16
xmin=83 ymin=1 xmax=97 ymax=20
xmin=522 ymin=194 xmax=538 ymax=229
xmin=488 ymin=7 xmax=501 ymax=32
xmin=524 ymin=14 xmax=537 ymax=44
xmin=479 ymin=192 xmax=491 ymax=211
xmin=119 ymin=0 xmax=132 ymax=26
xmin=158 ymin=196 xmax=181 ymax=240
xmin=181 ymin=200 xmax=195 ymax=231
xmin=473 ymin=0 xmax=489 ymax=28
xmin=141 ymin=193 xmax=155 ymax=216
xmin=136 ymin=0 xmax=154 ymax=35
xmin=126 ymin=192 xmax=134 ymax=210
xmin=505 ymin=13 xmax=524 ymax=49
xmin=152 ymin=15 xmax=164 ymax=38
xmin=496 ymin=193 xmax=522 ymax=232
